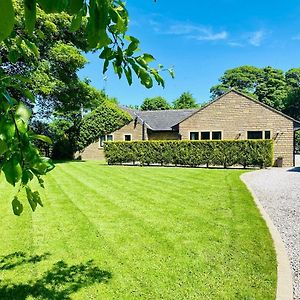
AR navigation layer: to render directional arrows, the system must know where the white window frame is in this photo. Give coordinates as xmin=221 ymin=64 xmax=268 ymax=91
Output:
xmin=200 ymin=131 xmax=211 ymax=140
xmin=124 ymin=133 xmax=132 ymax=141
xmin=211 ymin=130 xmax=223 ymax=140
xmin=246 ymin=130 xmax=272 ymax=140
xmin=264 ymin=130 xmax=272 ymax=139
xmin=99 ymin=134 xmax=114 ymax=148
xmin=189 ymin=131 xmax=200 ymax=140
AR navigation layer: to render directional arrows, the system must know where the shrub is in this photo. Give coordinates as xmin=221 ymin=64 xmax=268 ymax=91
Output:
xmin=104 ymin=140 xmax=273 ymax=168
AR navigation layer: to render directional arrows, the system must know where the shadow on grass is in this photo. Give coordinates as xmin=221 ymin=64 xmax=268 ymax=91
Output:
xmin=0 ymin=252 xmax=50 ymax=271
xmin=0 ymin=253 xmax=112 ymax=300
xmin=53 ymin=160 xmax=87 ymax=164
xmin=287 ymin=166 xmax=300 ymax=172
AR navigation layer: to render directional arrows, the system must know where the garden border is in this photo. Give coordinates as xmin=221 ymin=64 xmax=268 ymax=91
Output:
xmin=241 ymin=173 xmax=293 ymax=300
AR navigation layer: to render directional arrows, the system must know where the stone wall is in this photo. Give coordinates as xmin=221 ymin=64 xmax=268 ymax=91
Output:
xmin=147 ymin=130 xmax=180 ymax=140
xmin=77 ymin=120 xmax=145 ymax=160
xmin=179 ymin=91 xmax=295 ymax=167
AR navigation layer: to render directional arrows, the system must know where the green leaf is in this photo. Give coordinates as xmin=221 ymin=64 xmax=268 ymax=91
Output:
xmin=0 ymin=0 xmax=15 ymax=42
xmin=3 ymin=157 xmax=22 ymax=186
xmin=139 ymin=69 xmax=153 ymax=89
xmin=23 ymin=89 xmax=35 ymax=102
xmin=99 ymin=47 xmax=113 ymax=59
xmin=124 ymin=67 xmax=132 ymax=85
xmin=16 ymin=118 xmax=28 ymax=134
xmin=86 ymin=0 xmax=111 ymax=49
xmin=12 ymin=197 xmax=23 ymax=216
xmin=37 ymin=0 xmax=67 ymax=13
xmin=22 ymin=170 xmax=34 ymax=185
xmin=142 ymin=53 xmax=155 ymax=63
xmin=67 ymin=0 xmax=84 ymax=14
xmin=32 ymin=134 xmax=52 ymax=145
xmin=24 ymin=39 xmax=39 ymax=57
xmin=109 ymin=7 xmax=126 ymax=33
xmin=125 ymin=36 xmax=139 ymax=43
xmin=2 ymin=91 xmax=15 ymax=105
xmin=136 ymin=57 xmax=148 ymax=69
xmin=103 ymin=59 xmax=109 ymax=74
xmin=168 ymin=68 xmax=175 ymax=79
xmin=32 ymin=191 xmax=43 ymax=207
xmin=98 ymin=30 xmax=111 ymax=49
xmin=0 ymin=140 xmax=8 ymax=155
xmin=16 ymin=103 xmax=31 ymax=123
xmin=0 ymin=118 xmax=15 ymax=140
xmin=8 ymin=50 xmax=21 ymax=63
xmin=126 ymin=41 xmax=139 ymax=56
xmin=24 ymin=0 xmax=36 ymax=35
xmin=70 ymin=11 xmax=83 ymax=32
xmin=26 ymin=187 xmax=37 ymax=211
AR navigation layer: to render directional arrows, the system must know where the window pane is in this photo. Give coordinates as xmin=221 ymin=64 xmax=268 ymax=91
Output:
xmin=201 ymin=132 xmax=210 ymax=140
xmin=265 ymin=131 xmax=271 ymax=139
xmin=190 ymin=132 xmax=199 ymax=140
xmin=107 ymin=134 xmax=113 ymax=141
xmin=99 ymin=135 xmax=105 ymax=147
xmin=124 ymin=134 xmax=131 ymax=141
xmin=212 ymin=131 xmax=222 ymax=140
xmin=247 ymin=131 xmax=263 ymax=139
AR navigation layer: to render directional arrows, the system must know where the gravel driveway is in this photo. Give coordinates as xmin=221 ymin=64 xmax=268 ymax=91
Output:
xmin=242 ymin=162 xmax=300 ymax=300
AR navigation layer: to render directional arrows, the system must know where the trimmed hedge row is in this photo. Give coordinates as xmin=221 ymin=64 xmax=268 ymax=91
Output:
xmin=104 ymin=140 xmax=273 ymax=168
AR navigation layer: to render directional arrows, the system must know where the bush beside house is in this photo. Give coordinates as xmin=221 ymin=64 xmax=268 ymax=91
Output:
xmin=104 ymin=140 xmax=273 ymax=168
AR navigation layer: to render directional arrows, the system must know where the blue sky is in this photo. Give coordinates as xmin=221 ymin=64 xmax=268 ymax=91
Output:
xmin=78 ymin=0 xmax=300 ymax=106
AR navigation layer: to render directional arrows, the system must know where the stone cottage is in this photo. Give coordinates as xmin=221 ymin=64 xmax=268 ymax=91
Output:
xmin=79 ymin=90 xmax=300 ymax=167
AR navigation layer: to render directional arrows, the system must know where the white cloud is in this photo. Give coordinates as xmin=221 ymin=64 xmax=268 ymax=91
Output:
xmin=228 ymin=41 xmax=244 ymax=47
xmin=248 ymin=30 xmax=265 ymax=46
xmin=162 ymin=23 xmax=228 ymax=41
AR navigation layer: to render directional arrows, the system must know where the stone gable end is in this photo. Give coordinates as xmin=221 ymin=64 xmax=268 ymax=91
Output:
xmin=179 ymin=91 xmax=294 ymax=166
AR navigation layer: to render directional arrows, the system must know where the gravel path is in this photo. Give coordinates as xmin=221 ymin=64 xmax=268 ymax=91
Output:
xmin=242 ymin=165 xmax=300 ymax=300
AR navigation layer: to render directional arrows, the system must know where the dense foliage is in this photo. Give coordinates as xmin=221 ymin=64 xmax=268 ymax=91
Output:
xmin=140 ymin=96 xmax=171 ymax=111
xmin=104 ymin=140 xmax=273 ymax=168
xmin=172 ymin=92 xmax=199 ymax=109
xmin=210 ymin=66 xmax=290 ymax=110
xmin=76 ymin=101 xmax=132 ymax=151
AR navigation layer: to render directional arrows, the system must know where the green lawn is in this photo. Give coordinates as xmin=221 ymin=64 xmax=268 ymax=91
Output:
xmin=0 ymin=161 xmax=276 ymax=299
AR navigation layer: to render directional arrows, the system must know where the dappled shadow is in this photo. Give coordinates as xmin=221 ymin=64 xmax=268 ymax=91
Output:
xmin=0 ymin=258 xmax=112 ymax=299
xmin=0 ymin=252 xmax=50 ymax=271
xmin=287 ymin=167 xmax=300 ymax=172
xmin=53 ymin=160 xmax=87 ymax=164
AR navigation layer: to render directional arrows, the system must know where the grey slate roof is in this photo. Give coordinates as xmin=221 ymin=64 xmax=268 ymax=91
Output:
xmin=121 ymin=106 xmax=197 ymax=131
xmin=121 ymin=90 xmax=300 ymax=131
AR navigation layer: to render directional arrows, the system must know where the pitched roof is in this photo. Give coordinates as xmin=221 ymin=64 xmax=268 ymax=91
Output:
xmin=120 ymin=106 xmax=197 ymax=131
xmin=121 ymin=90 xmax=300 ymax=131
xmin=177 ymin=89 xmax=300 ymax=130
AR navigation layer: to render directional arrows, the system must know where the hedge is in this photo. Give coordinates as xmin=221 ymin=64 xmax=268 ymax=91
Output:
xmin=104 ymin=140 xmax=273 ymax=168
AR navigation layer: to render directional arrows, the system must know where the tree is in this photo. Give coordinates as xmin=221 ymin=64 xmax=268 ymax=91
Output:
xmin=210 ymin=66 xmax=262 ymax=99
xmin=0 ymin=0 xmax=169 ymax=215
xmin=140 ymin=96 xmax=171 ymax=111
xmin=172 ymin=92 xmax=199 ymax=109
xmin=285 ymin=68 xmax=300 ymax=88
xmin=210 ymin=66 xmax=287 ymax=110
xmin=255 ymin=67 xmax=287 ymax=110
xmin=76 ymin=101 xmax=132 ymax=151
xmin=283 ymin=88 xmax=300 ymax=121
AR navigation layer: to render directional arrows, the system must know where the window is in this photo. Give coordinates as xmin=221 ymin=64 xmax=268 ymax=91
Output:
xmin=264 ymin=131 xmax=271 ymax=139
xmin=190 ymin=132 xmax=199 ymax=140
xmin=247 ymin=131 xmax=263 ymax=139
xmin=201 ymin=131 xmax=210 ymax=140
xmin=212 ymin=131 xmax=222 ymax=140
xmin=124 ymin=134 xmax=131 ymax=141
xmin=99 ymin=134 xmax=113 ymax=147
